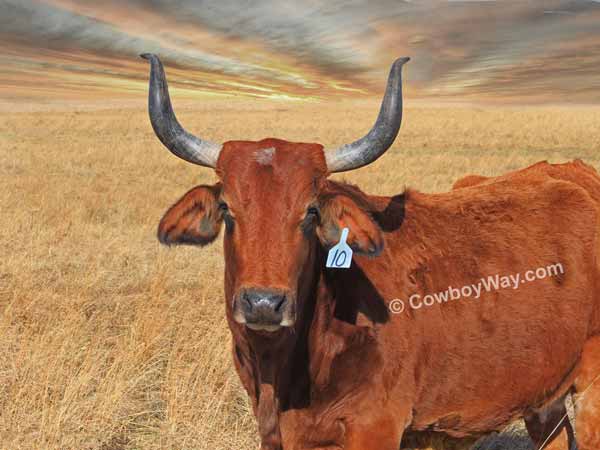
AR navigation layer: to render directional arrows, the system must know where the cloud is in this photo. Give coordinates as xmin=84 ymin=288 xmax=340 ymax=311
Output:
xmin=1 ymin=0 xmax=599 ymax=103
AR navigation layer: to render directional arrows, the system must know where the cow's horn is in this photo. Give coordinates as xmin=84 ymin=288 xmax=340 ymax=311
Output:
xmin=141 ymin=53 xmax=221 ymax=168
xmin=326 ymin=57 xmax=410 ymax=173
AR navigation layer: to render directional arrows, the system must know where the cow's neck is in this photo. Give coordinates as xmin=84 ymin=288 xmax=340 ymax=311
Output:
xmin=241 ymin=247 xmax=321 ymax=449
xmin=240 ymin=245 xmax=385 ymax=449
xmin=307 ymin=264 xmax=384 ymax=394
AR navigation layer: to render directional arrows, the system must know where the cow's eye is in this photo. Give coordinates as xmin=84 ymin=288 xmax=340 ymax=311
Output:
xmin=218 ymin=201 xmax=234 ymax=231
xmin=301 ymin=206 xmax=320 ymax=235
xmin=306 ymin=206 xmax=320 ymax=221
xmin=218 ymin=201 xmax=229 ymax=213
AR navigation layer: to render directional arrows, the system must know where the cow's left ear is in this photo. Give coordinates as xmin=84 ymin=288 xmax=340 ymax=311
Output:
xmin=317 ymin=193 xmax=384 ymax=256
xmin=157 ymin=183 xmax=223 ymax=246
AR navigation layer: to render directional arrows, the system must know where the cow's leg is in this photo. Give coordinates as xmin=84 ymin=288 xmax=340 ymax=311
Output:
xmin=400 ymin=434 xmax=476 ymax=450
xmin=342 ymin=411 xmax=405 ymax=450
xmin=574 ymin=336 xmax=600 ymax=450
xmin=524 ymin=396 xmax=575 ymax=450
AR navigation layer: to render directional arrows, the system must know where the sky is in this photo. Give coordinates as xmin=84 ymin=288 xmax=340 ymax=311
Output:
xmin=1 ymin=0 xmax=600 ymax=104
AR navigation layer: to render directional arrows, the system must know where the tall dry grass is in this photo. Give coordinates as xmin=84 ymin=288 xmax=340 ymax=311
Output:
xmin=1 ymin=100 xmax=599 ymax=449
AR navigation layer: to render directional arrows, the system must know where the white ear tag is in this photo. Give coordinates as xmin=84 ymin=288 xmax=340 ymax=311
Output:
xmin=326 ymin=227 xmax=353 ymax=269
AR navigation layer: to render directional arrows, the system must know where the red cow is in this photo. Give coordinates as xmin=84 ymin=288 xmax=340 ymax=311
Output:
xmin=142 ymin=53 xmax=600 ymax=450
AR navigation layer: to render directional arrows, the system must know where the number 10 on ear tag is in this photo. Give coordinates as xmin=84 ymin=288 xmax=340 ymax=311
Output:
xmin=326 ymin=228 xmax=353 ymax=269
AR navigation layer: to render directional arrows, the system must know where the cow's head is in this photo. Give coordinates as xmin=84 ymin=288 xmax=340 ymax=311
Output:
xmin=142 ymin=54 xmax=408 ymax=333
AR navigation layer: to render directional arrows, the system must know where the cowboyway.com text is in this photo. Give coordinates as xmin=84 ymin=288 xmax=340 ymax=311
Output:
xmin=388 ymin=262 xmax=564 ymax=314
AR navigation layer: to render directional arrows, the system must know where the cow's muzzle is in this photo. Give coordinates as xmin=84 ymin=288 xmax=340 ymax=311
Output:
xmin=233 ymin=288 xmax=295 ymax=331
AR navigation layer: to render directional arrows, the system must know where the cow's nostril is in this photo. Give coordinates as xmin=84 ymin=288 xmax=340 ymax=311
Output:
xmin=242 ymin=292 xmax=253 ymax=310
xmin=274 ymin=296 xmax=286 ymax=312
xmin=239 ymin=289 xmax=290 ymax=326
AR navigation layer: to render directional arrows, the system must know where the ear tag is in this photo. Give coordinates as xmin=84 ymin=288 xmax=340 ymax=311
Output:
xmin=326 ymin=227 xmax=353 ymax=269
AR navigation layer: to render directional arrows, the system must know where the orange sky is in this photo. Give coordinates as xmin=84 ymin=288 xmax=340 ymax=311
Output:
xmin=1 ymin=0 xmax=599 ymax=105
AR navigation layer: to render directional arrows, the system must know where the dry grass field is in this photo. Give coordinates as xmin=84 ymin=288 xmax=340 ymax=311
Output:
xmin=1 ymin=100 xmax=600 ymax=450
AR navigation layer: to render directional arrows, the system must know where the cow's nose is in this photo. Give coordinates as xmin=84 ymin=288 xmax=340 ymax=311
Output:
xmin=240 ymin=289 xmax=287 ymax=326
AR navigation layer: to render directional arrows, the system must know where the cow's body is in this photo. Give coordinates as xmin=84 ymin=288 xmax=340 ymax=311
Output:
xmin=142 ymin=54 xmax=600 ymax=449
xmin=271 ymin=163 xmax=600 ymax=449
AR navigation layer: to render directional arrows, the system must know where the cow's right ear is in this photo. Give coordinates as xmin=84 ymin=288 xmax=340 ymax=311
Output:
xmin=157 ymin=183 xmax=223 ymax=246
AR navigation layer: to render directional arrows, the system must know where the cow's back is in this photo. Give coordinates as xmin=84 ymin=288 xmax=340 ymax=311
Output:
xmin=453 ymin=160 xmax=600 ymax=199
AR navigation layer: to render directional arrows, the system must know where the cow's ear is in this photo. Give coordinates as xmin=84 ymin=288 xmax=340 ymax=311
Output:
xmin=317 ymin=193 xmax=384 ymax=256
xmin=158 ymin=183 xmax=223 ymax=246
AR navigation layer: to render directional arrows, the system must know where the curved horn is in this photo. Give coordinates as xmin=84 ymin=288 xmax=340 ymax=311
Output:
xmin=140 ymin=53 xmax=221 ymax=168
xmin=326 ymin=57 xmax=410 ymax=173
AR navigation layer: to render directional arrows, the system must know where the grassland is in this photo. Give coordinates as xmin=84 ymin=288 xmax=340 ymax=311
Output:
xmin=1 ymin=99 xmax=599 ymax=449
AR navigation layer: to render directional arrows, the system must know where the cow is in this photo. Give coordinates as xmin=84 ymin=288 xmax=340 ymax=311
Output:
xmin=141 ymin=52 xmax=600 ymax=450
xmin=451 ymin=159 xmax=600 ymax=450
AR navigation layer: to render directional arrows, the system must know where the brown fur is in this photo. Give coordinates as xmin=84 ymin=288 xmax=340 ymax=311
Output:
xmin=453 ymin=160 xmax=600 ymax=450
xmin=159 ymin=143 xmax=600 ymax=450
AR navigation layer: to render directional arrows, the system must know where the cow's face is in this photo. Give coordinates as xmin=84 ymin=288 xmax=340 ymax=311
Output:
xmin=143 ymin=53 xmax=408 ymax=333
xmin=157 ymin=139 xmax=384 ymax=332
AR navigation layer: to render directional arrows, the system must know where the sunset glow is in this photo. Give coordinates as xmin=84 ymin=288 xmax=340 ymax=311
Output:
xmin=1 ymin=0 xmax=599 ymax=105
